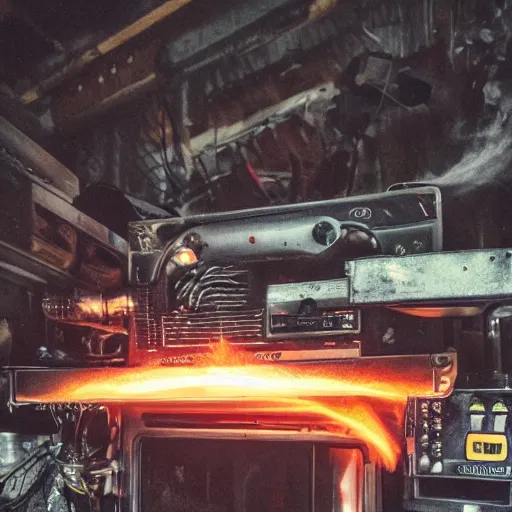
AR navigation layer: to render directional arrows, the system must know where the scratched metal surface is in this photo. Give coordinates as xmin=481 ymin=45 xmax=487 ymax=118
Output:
xmin=347 ymin=249 xmax=512 ymax=304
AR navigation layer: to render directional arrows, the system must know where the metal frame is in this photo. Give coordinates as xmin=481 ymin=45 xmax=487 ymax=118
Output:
xmin=121 ymin=406 xmax=379 ymax=512
xmin=11 ymin=352 xmax=457 ymax=404
xmin=0 ymin=240 xmax=74 ymax=289
xmin=32 ymin=183 xmax=128 ymax=255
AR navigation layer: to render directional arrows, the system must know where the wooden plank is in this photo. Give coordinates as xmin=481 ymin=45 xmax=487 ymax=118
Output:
xmin=308 ymin=0 xmax=338 ymax=21
xmin=55 ymin=74 xmax=159 ymax=131
xmin=51 ymin=36 xmax=161 ymax=129
xmin=97 ymin=0 xmax=191 ymax=54
xmin=0 ymin=116 xmax=80 ymax=199
xmin=20 ymin=0 xmax=192 ymax=105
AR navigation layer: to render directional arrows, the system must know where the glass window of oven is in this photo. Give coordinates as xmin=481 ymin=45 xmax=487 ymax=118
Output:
xmin=139 ymin=438 xmax=364 ymax=512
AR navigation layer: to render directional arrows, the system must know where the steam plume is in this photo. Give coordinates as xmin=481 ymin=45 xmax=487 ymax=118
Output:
xmin=424 ymin=112 xmax=512 ymax=194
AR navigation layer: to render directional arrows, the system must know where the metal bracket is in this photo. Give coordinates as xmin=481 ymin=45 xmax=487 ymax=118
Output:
xmin=347 ymin=249 xmax=512 ymax=305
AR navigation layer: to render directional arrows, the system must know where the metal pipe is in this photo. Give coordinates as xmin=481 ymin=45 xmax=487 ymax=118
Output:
xmin=486 ymin=305 xmax=512 ymax=375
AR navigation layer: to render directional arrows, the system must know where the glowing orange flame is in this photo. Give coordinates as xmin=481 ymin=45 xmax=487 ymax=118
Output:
xmin=19 ymin=342 xmax=454 ymax=471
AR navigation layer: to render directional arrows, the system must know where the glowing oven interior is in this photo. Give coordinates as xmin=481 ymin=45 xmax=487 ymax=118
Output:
xmin=139 ymin=438 xmax=364 ymax=512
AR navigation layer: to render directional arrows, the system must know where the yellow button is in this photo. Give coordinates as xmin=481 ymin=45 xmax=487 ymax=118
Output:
xmin=466 ymin=433 xmax=508 ymax=462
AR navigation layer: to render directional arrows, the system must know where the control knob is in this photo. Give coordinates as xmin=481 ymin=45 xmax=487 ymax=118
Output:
xmin=312 ymin=221 xmax=337 ymax=247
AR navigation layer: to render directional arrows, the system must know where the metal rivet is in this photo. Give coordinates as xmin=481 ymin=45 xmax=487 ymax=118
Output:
xmin=77 ymin=84 xmax=83 ymax=92
xmin=111 ymin=65 xmax=117 ymax=75
xmin=127 ymin=55 xmax=134 ymax=64
xmin=98 ymin=75 xmax=104 ymax=84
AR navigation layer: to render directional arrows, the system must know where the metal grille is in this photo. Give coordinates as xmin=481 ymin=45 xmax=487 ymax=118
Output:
xmin=162 ymin=308 xmax=264 ymax=346
xmin=133 ymin=265 xmax=264 ymax=347
xmin=132 ymin=280 xmax=166 ymax=348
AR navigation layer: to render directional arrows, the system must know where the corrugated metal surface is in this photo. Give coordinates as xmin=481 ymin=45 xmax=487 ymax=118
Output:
xmin=196 ymin=0 xmax=437 ymax=92
xmin=366 ymin=0 xmax=435 ymax=57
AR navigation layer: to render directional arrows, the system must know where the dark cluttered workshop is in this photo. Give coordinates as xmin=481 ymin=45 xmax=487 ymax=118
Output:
xmin=1 ymin=0 xmax=512 ymax=510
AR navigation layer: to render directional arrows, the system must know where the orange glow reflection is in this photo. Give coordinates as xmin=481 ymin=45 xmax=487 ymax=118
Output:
xmin=42 ymin=294 xmax=134 ymax=334
xmin=29 ymin=358 xmax=435 ymax=403
xmin=336 ymin=449 xmax=363 ymax=512
xmin=23 ymin=342 xmax=449 ymax=471
xmin=76 ymin=295 xmax=134 ymax=317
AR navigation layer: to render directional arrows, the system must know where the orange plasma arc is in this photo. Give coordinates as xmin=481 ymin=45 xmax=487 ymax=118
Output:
xmin=14 ymin=341 xmax=456 ymax=471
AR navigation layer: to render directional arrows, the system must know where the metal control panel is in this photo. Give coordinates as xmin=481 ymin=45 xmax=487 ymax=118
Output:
xmin=410 ymin=392 xmax=512 ymax=480
xmin=266 ymin=278 xmax=360 ymax=338
xmin=129 ymin=186 xmax=442 ymax=285
xmin=405 ymin=391 xmax=512 ymax=511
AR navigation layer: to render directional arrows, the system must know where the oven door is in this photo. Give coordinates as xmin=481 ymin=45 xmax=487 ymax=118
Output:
xmin=124 ymin=409 xmax=378 ymax=512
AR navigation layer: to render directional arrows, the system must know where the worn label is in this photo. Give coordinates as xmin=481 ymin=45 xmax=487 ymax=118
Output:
xmin=456 ymin=464 xmax=512 ymax=477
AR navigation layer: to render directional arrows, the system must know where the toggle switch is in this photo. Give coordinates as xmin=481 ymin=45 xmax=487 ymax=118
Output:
xmin=418 ymin=454 xmax=431 ymax=473
xmin=431 ymin=461 xmax=443 ymax=474
xmin=432 ymin=416 xmax=442 ymax=431
xmin=431 ymin=440 xmax=443 ymax=459
xmin=432 ymin=401 xmax=442 ymax=415
xmin=492 ymin=400 xmax=509 ymax=433
xmin=469 ymin=397 xmax=486 ymax=432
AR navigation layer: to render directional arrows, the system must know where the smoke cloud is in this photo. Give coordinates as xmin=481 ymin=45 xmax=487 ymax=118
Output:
xmin=424 ymin=115 xmax=512 ymax=193
xmin=423 ymin=81 xmax=512 ymax=194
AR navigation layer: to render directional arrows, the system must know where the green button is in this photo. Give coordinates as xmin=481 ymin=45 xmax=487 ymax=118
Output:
xmin=492 ymin=400 xmax=509 ymax=414
xmin=469 ymin=398 xmax=485 ymax=413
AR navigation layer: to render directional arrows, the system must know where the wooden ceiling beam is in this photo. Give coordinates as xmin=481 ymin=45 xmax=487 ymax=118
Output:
xmin=51 ymin=36 xmax=161 ymax=130
xmin=20 ymin=0 xmax=191 ymax=105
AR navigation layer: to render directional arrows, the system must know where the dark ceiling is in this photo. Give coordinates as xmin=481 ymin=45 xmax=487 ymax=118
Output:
xmin=0 ymin=0 xmax=170 ymax=87
xmin=1 ymin=0 xmax=512 ymax=242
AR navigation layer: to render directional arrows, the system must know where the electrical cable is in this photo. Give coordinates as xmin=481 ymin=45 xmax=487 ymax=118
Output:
xmin=235 ymin=142 xmax=269 ymax=197
xmin=160 ymin=102 xmax=177 ymax=184
xmin=339 ymin=221 xmax=382 ymax=254
xmin=131 ymin=160 xmax=173 ymax=195
xmin=214 ymin=114 xmax=220 ymax=177
xmin=196 ymin=155 xmax=211 ymax=185
xmin=345 ymin=144 xmax=359 ymax=197
xmin=162 ymin=92 xmax=186 ymax=168
xmin=368 ymin=82 xmax=412 ymax=113
xmin=375 ymin=61 xmax=393 ymax=117
xmin=0 ymin=446 xmax=56 ymax=509
xmin=160 ymin=94 xmax=182 ymax=191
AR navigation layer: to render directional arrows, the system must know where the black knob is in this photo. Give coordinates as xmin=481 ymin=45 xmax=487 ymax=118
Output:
xmin=299 ymin=298 xmax=317 ymax=316
xmin=312 ymin=221 xmax=336 ymax=246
